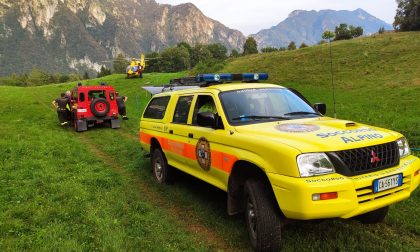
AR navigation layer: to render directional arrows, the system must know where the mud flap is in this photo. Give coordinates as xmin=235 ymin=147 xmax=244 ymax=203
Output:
xmin=110 ymin=118 xmax=120 ymax=129
xmin=76 ymin=119 xmax=87 ymax=132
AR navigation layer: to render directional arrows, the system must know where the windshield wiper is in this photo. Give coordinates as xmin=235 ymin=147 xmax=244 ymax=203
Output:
xmin=283 ymin=111 xmax=320 ymax=116
xmin=231 ymin=115 xmax=290 ymax=121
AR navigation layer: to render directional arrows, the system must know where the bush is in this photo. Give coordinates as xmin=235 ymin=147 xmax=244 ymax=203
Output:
xmin=261 ymin=47 xmax=278 ymax=53
xmin=190 ymin=60 xmax=225 ymax=75
xmin=230 ymin=49 xmax=240 ymax=58
xmin=59 ymin=75 xmax=70 ymax=83
xmin=299 ymin=43 xmax=308 ymax=49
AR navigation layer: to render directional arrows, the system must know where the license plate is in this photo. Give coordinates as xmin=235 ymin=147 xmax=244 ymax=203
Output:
xmin=373 ymin=174 xmax=403 ymax=193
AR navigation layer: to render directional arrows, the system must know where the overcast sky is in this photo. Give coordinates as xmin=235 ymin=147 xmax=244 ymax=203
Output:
xmin=155 ymin=0 xmax=397 ymax=35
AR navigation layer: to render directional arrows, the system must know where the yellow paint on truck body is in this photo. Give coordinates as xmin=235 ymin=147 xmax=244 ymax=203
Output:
xmin=140 ymin=83 xmax=420 ymax=219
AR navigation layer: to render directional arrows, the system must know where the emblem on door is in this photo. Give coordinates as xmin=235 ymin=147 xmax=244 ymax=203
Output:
xmin=195 ymin=137 xmax=211 ymax=171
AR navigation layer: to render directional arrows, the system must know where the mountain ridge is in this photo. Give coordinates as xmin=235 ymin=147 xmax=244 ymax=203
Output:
xmin=0 ymin=0 xmax=245 ymax=76
xmin=252 ymin=8 xmax=393 ymax=48
xmin=0 ymin=2 xmax=394 ymax=76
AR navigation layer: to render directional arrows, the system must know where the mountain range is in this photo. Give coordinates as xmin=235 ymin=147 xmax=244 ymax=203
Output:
xmin=0 ymin=0 xmax=245 ymax=76
xmin=252 ymin=9 xmax=393 ymax=48
xmin=0 ymin=0 xmax=393 ymax=76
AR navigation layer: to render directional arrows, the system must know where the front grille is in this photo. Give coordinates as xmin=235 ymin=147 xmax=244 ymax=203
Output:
xmin=355 ymin=175 xmax=410 ymax=204
xmin=328 ymin=141 xmax=400 ymax=176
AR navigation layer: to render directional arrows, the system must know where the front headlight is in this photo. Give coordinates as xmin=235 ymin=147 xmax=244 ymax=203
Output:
xmin=297 ymin=153 xmax=335 ymax=177
xmin=397 ymin=137 xmax=410 ymax=158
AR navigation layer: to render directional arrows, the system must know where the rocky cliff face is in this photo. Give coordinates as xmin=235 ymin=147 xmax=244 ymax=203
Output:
xmin=252 ymin=9 xmax=393 ymax=49
xmin=0 ymin=0 xmax=245 ymax=75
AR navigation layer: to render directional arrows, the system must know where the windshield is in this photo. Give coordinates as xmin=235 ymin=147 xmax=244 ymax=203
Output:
xmin=220 ymin=88 xmax=319 ymax=125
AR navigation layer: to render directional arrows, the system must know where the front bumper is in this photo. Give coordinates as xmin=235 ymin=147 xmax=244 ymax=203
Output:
xmin=268 ymin=156 xmax=420 ymax=220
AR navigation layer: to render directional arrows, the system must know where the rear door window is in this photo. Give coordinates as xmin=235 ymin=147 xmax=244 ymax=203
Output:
xmin=88 ymin=90 xmax=106 ymax=100
xmin=173 ymin=96 xmax=193 ymax=124
xmin=143 ymin=96 xmax=171 ymax=119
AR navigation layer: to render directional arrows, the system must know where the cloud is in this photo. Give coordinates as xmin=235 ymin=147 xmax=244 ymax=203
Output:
xmin=155 ymin=0 xmax=397 ymax=35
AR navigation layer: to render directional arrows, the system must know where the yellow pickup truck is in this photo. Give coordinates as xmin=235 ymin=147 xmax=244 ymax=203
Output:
xmin=139 ymin=73 xmax=420 ymax=251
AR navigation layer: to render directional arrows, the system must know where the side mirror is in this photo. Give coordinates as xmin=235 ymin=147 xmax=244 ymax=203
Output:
xmin=313 ymin=103 xmax=326 ymax=115
xmin=197 ymin=112 xmax=223 ymax=129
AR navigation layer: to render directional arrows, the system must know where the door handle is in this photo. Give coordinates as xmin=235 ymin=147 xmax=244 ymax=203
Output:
xmin=188 ymin=133 xmax=194 ymax=138
xmin=169 ymin=130 xmax=173 ymax=134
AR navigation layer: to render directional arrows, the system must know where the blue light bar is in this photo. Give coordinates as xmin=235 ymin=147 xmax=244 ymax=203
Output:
xmin=242 ymin=73 xmax=268 ymax=81
xmin=196 ymin=73 xmax=268 ymax=83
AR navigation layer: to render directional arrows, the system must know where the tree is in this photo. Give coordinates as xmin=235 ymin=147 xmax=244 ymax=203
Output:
xmin=59 ymin=74 xmax=70 ymax=83
xmin=113 ymin=53 xmax=129 ymax=74
xmin=287 ymin=41 xmax=296 ymax=50
xmin=160 ymin=46 xmax=190 ymax=72
xmin=145 ymin=52 xmax=160 ymax=72
xmin=83 ymin=71 xmax=89 ymax=80
xmin=378 ymin=26 xmax=386 ymax=34
xmin=27 ymin=68 xmax=52 ymax=86
xmin=243 ymin=37 xmax=258 ymax=55
xmin=334 ymin=23 xmax=352 ymax=40
xmin=349 ymin=25 xmax=363 ymax=38
xmin=299 ymin=43 xmax=308 ymax=49
xmin=177 ymin=42 xmax=192 ymax=52
xmin=230 ymin=49 xmax=240 ymax=58
xmin=207 ymin=43 xmax=227 ymax=60
xmin=322 ymin=30 xmax=335 ymax=42
xmin=261 ymin=47 xmax=278 ymax=53
xmin=190 ymin=44 xmax=212 ymax=66
xmin=97 ymin=65 xmax=111 ymax=78
xmin=394 ymin=0 xmax=420 ymax=31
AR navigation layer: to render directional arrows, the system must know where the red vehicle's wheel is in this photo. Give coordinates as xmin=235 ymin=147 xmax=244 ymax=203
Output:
xmin=90 ymin=98 xmax=110 ymax=117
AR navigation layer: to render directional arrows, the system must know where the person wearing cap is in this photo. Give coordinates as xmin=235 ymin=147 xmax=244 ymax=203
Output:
xmin=52 ymin=93 xmax=70 ymax=125
xmin=116 ymin=92 xmax=128 ymax=120
xmin=137 ymin=63 xmax=143 ymax=78
xmin=64 ymin=90 xmax=72 ymax=121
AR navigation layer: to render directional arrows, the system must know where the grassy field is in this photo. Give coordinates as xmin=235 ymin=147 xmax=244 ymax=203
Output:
xmin=1 ymin=32 xmax=420 ymax=251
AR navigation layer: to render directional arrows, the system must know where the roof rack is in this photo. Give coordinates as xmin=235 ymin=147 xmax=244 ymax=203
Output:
xmin=142 ymin=73 xmax=268 ymax=95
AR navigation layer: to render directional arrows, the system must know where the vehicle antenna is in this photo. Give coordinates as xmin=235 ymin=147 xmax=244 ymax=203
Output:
xmin=328 ymin=37 xmax=337 ymax=118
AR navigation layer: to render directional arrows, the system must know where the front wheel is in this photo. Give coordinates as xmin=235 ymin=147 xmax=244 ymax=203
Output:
xmin=355 ymin=206 xmax=389 ymax=224
xmin=244 ymin=178 xmax=282 ymax=251
xmin=151 ymin=148 xmax=173 ymax=184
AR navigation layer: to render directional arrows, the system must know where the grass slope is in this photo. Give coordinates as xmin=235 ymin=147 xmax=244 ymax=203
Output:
xmin=224 ymin=32 xmax=420 ymax=148
xmin=1 ymin=32 xmax=419 ymax=251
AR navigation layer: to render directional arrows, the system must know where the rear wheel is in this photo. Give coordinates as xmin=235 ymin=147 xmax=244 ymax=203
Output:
xmin=244 ymin=178 xmax=282 ymax=251
xmin=151 ymin=148 xmax=173 ymax=184
xmin=355 ymin=206 xmax=389 ymax=224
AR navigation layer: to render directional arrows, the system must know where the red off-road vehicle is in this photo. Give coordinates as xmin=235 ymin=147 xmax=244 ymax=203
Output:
xmin=71 ymin=85 xmax=120 ymax=132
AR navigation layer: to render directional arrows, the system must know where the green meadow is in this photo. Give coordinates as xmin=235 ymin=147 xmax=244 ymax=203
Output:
xmin=0 ymin=32 xmax=419 ymax=251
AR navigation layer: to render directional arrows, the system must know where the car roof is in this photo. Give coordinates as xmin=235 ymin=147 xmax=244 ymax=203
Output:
xmin=151 ymin=83 xmax=285 ymax=97
xmin=77 ymin=85 xmax=115 ymax=91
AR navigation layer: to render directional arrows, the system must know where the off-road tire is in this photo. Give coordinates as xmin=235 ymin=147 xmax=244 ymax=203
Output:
xmin=90 ymin=98 xmax=110 ymax=117
xmin=355 ymin=206 xmax=389 ymax=224
xmin=151 ymin=149 xmax=173 ymax=184
xmin=244 ymin=178 xmax=282 ymax=251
